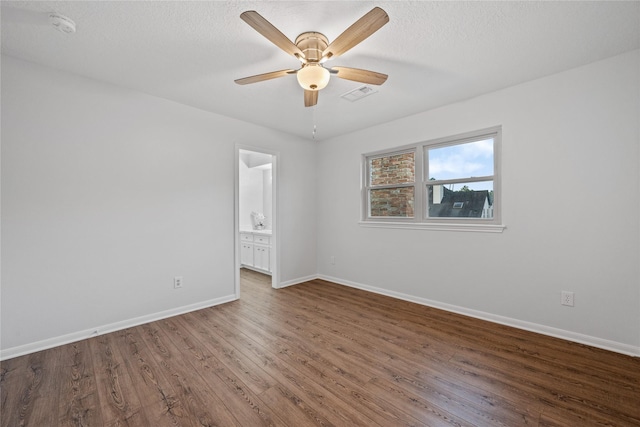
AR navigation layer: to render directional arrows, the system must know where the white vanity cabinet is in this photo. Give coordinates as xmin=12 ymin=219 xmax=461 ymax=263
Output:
xmin=253 ymin=244 xmax=270 ymax=271
xmin=240 ymin=234 xmax=254 ymax=267
xmin=240 ymin=231 xmax=272 ymax=274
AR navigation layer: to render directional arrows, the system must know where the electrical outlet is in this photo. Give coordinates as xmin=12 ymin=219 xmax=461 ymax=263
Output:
xmin=330 ymin=256 xmax=335 ymax=265
xmin=561 ymin=291 xmax=574 ymax=307
xmin=174 ymin=276 xmax=183 ymax=289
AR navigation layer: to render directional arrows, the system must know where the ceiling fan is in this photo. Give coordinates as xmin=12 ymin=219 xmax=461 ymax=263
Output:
xmin=235 ymin=7 xmax=389 ymax=107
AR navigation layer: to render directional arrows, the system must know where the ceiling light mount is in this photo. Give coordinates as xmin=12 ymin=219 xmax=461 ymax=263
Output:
xmin=294 ymin=32 xmax=328 ymax=63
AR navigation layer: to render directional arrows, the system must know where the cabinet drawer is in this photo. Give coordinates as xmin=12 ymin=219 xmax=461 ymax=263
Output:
xmin=240 ymin=233 xmax=254 ymax=242
xmin=254 ymin=235 xmax=270 ymax=245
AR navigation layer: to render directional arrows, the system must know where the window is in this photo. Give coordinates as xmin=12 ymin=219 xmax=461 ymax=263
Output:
xmin=367 ymin=150 xmax=416 ymax=218
xmin=362 ymin=127 xmax=503 ymax=232
xmin=426 ymin=137 xmax=495 ymax=220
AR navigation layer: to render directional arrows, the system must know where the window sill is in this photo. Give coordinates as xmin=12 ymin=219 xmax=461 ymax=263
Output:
xmin=358 ymin=221 xmax=506 ymax=233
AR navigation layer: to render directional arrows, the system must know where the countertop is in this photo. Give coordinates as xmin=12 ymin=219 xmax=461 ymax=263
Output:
xmin=240 ymin=228 xmax=272 ymax=236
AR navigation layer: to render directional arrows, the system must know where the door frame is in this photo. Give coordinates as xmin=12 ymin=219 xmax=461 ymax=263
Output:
xmin=234 ymin=144 xmax=279 ymax=298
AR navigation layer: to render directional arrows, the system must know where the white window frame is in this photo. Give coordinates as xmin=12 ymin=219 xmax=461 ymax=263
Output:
xmin=364 ymin=148 xmax=419 ymax=219
xmin=361 ymin=126 xmax=505 ymax=233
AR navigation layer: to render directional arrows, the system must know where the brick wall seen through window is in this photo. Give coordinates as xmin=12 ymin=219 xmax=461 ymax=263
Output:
xmin=368 ymin=152 xmax=415 ymax=217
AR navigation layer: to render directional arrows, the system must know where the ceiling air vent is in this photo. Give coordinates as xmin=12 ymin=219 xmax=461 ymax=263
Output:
xmin=341 ymin=85 xmax=378 ymax=102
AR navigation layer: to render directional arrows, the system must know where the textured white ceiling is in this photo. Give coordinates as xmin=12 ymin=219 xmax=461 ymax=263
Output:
xmin=2 ymin=1 xmax=639 ymax=141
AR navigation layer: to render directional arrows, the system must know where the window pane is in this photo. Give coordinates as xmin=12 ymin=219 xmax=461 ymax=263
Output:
xmin=369 ymin=152 xmax=415 ymax=186
xmin=428 ymin=139 xmax=493 ymax=181
xmin=370 ymin=187 xmax=415 ymax=217
xmin=428 ymin=181 xmax=493 ymax=218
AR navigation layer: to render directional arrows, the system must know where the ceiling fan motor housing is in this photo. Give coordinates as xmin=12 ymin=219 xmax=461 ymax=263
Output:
xmin=295 ymin=32 xmax=328 ymax=63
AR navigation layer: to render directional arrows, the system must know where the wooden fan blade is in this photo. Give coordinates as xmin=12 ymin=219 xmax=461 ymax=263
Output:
xmin=331 ymin=67 xmax=388 ymax=85
xmin=322 ymin=7 xmax=389 ymax=60
xmin=241 ymin=11 xmax=305 ymax=60
xmin=304 ymin=90 xmax=318 ymax=107
xmin=235 ymin=69 xmax=296 ymax=85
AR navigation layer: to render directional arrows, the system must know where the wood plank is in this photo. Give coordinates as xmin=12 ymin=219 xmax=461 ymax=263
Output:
xmin=112 ymin=327 xmax=201 ymax=427
xmin=297 ymin=278 xmax=640 ymax=421
xmin=6 ymin=348 xmax=62 ymax=427
xmin=258 ymin=384 xmax=338 ymax=427
xmin=162 ymin=312 xmax=275 ymax=396
xmin=310 ymin=278 xmax=639 ymax=387
xmin=88 ymin=333 xmax=147 ymax=426
xmin=242 ymin=276 xmax=531 ymax=425
xmin=454 ymin=345 xmax=639 ymax=418
xmin=58 ymin=340 xmax=101 ymax=427
xmin=1 ymin=353 xmax=40 ymax=427
xmin=183 ymin=306 xmax=387 ymax=426
xmin=142 ymin=320 xmax=265 ymax=426
xmin=155 ymin=315 xmax=286 ymax=426
xmin=211 ymin=289 xmax=462 ymax=426
xmin=1 ymin=353 xmax=29 ymax=427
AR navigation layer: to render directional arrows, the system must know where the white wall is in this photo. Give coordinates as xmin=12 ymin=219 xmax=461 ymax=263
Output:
xmin=1 ymin=56 xmax=317 ymax=357
xmin=316 ymin=50 xmax=640 ymax=355
xmin=263 ymin=168 xmax=273 ymax=230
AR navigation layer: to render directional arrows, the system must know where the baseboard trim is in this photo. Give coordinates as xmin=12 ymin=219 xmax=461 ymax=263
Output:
xmin=278 ymin=274 xmax=319 ymax=289
xmin=317 ymin=274 xmax=640 ymax=358
xmin=241 ymin=265 xmax=272 ymax=276
xmin=0 ymin=294 xmax=237 ymax=361
xmin=5 ymin=276 xmax=638 ymax=360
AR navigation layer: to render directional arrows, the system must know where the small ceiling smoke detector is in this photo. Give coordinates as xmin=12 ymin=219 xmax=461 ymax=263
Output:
xmin=49 ymin=13 xmax=76 ymax=34
xmin=341 ymin=85 xmax=378 ymax=102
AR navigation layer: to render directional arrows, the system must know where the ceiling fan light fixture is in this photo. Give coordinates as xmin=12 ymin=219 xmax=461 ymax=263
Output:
xmin=235 ymin=8 xmax=389 ymax=107
xmin=297 ymin=64 xmax=330 ymax=91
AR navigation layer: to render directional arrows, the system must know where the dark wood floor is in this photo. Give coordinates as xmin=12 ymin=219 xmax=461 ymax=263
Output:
xmin=2 ymin=269 xmax=639 ymax=426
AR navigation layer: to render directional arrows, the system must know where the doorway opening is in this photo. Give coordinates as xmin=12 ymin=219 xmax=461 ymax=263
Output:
xmin=235 ymin=147 xmax=278 ymax=297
